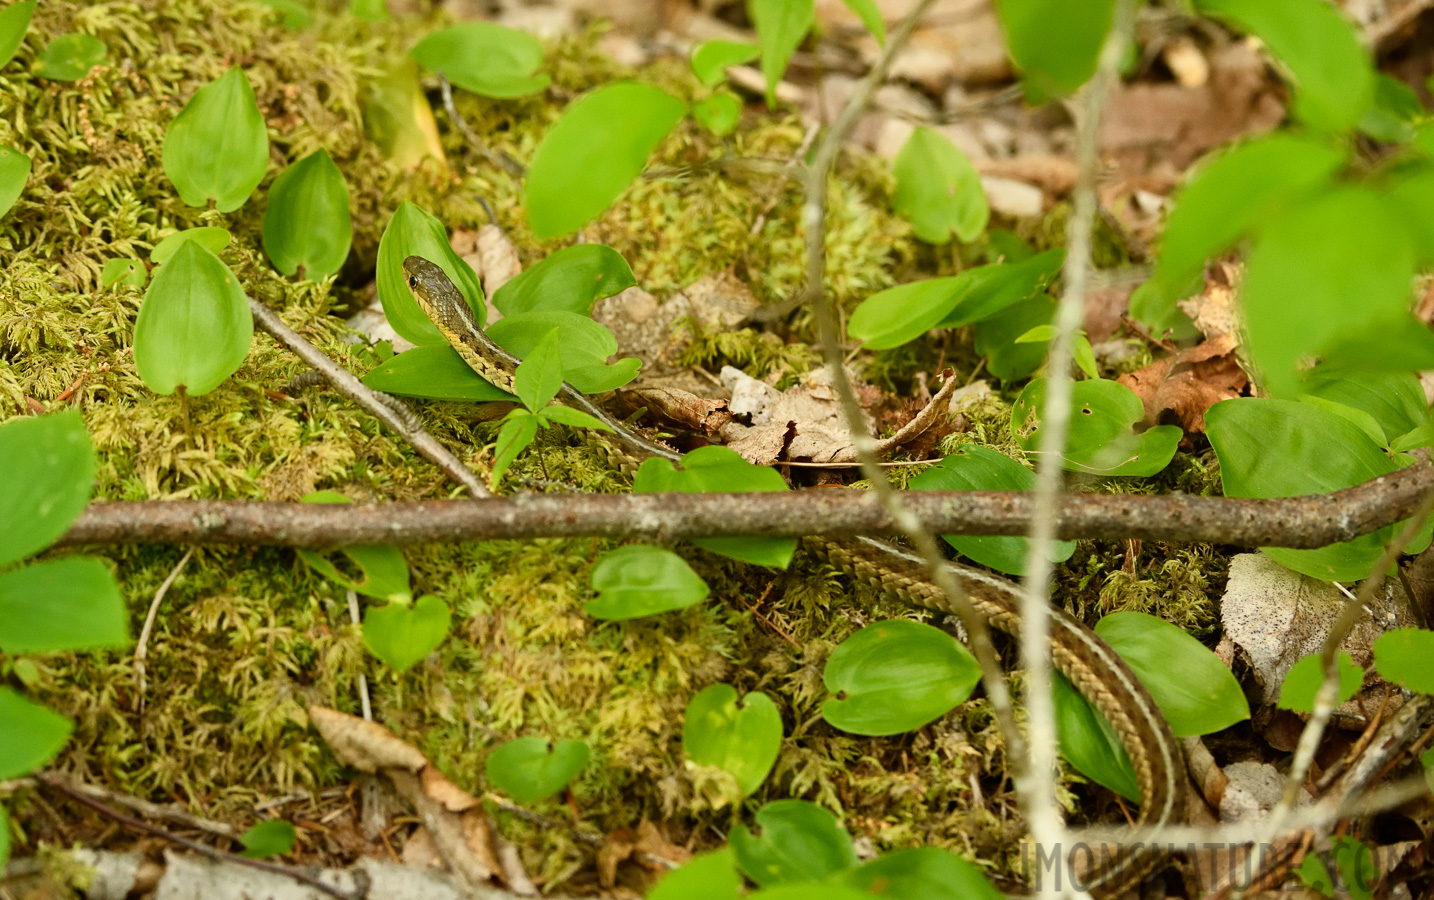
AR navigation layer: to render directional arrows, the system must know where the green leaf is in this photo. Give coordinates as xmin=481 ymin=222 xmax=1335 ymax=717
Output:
xmin=1242 ymin=188 xmax=1415 ymax=397
xmin=1206 ymin=398 xmax=1404 ymax=581
xmin=409 ymin=22 xmax=549 ymax=99
xmin=0 ymin=688 xmax=72 ymax=779
xmin=133 ymin=240 xmax=253 ymax=396
xmin=994 ymin=0 xmax=1115 ymax=99
xmin=1358 ymin=73 xmax=1424 ymax=144
xmin=840 ymin=847 xmax=1003 ymax=900
xmin=525 ymin=82 xmax=686 ymax=240
xmin=633 ymin=446 xmax=795 ymax=568
xmin=488 ymin=311 xmax=640 ymax=394
xmin=364 ymin=60 xmax=445 ymax=169
xmin=349 ymin=0 xmax=389 ymax=22
xmin=693 ymin=91 xmax=743 ymax=136
xmin=586 ymin=544 xmax=710 ymax=620
xmin=539 ymin=405 xmax=614 ymax=432
xmin=1197 ymin=0 xmax=1373 ymax=133
xmin=150 ymin=227 xmax=232 ymax=264
xmin=908 ymin=445 xmax=1074 ymax=575
xmin=0 ymin=409 xmax=94 ymax=567
xmin=1096 ymin=612 xmax=1249 ymax=736
xmin=1331 ymin=836 xmax=1377 ymax=900
xmin=748 ymin=0 xmax=814 ymax=106
xmin=492 ymin=244 xmax=636 ymax=318
xmin=893 ymin=127 xmax=989 ymax=244
xmin=1152 ymin=134 xmax=1346 ymax=303
xmin=848 ymin=276 xmax=970 ymax=350
xmin=749 ymin=887 xmax=871 ymax=900
xmin=262 ymin=149 xmax=352 ymax=280
xmin=1373 ymin=628 xmax=1434 ymax=694
xmin=730 ymin=800 xmax=857 ymax=888
xmin=691 ymin=40 xmax=759 ymax=87
xmin=513 ymin=328 xmax=564 ymax=412
xmin=651 ymin=849 xmax=741 ymax=900
xmin=683 ymin=684 xmax=782 ymax=797
xmin=0 ymin=805 xmax=8 ymax=871
xmin=1300 ymin=365 xmax=1429 ymax=448
xmin=101 ymin=258 xmax=146 ymax=289
xmin=34 ymin=32 xmax=105 ymax=81
xmin=1053 ymin=670 xmax=1139 ymax=801
xmin=1128 ymin=279 xmax=1199 ymax=341
xmin=240 ymin=820 xmax=296 ymax=859
xmin=838 ymin=0 xmax=885 ymax=45
xmin=361 ymin=345 xmax=515 ymax=402
xmin=377 ymin=204 xmax=486 ymax=345
xmin=974 ymin=291 xmax=1056 ymax=381
xmin=939 ymin=249 xmax=1063 ymax=328
xmin=491 ymin=411 xmax=541 ymax=489
xmin=362 ymin=595 xmax=450 ymax=672
xmin=821 ymin=620 xmax=980 ymax=736
xmin=163 ymin=68 xmax=269 ymax=212
xmin=485 ymin=736 xmax=589 ymax=804
xmin=1278 ymin=651 xmax=1362 ymax=712
xmin=1296 ymin=852 xmax=1335 ymax=897
xmin=297 ymin=543 xmax=411 ymax=604
xmin=1072 ymin=333 xmax=1098 ymax=379
xmin=0 ymin=558 xmax=127 ymax=654
xmin=258 ymin=0 xmax=312 ymax=29
xmin=0 ymin=2 xmax=36 ymax=69
xmin=1387 ymin=166 xmax=1434 ymax=267
xmin=0 ymin=144 xmax=30 ymax=219
xmin=1011 ymin=378 xmax=1180 ymax=476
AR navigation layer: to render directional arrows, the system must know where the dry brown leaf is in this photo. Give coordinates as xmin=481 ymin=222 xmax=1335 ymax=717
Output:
xmin=420 ymin=765 xmax=482 ymax=813
xmin=614 ymin=387 xmax=733 ymax=437
xmin=597 ymin=821 xmax=690 ymax=891
xmin=476 ymin=223 xmax=521 ymax=299
xmin=1117 ymin=333 xmax=1248 ymax=432
xmin=1178 ymin=261 xmax=1242 ymax=341
xmin=309 ymin=706 xmax=428 ymax=773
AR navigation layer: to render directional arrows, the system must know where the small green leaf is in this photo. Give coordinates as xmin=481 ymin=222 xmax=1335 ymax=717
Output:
xmin=360 ymin=345 xmax=515 ymax=403
xmin=893 ymin=127 xmax=989 ymax=244
xmin=994 ymin=0 xmax=1115 ymax=99
xmin=240 ymin=820 xmax=296 ymax=859
xmin=150 ymin=227 xmax=232 ymax=264
xmin=1358 ymin=73 xmax=1424 ymax=143
xmin=0 ymin=410 xmax=94 ymax=567
xmin=0 ymin=688 xmax=72 ymax=779
xmin=410 ymin=22 xmax=548 ymax=98
xmin=133 ymin=240 xmax=253 ymax=396
xmin=491 ymin=411 xmax=541 ymax=489
xmin=1011 ymin=378 xmax=1179 ymax=477
xmin=163 ymin=68 xmax=269 ymax=212
xmin=1300 ymin=365 xmax=1428 ymax=449
xmin=1278 ymin=651 xmax=1362 ymax=713
xmin=349 ymin=0 xmax=389 ymax=21
xmin=1331 ymin=836 xmax=1377 ymax=900
xmin=101 ymin=258 xmax=146 ymax=288
xmin=683 ymin=684 xmax=783 ymax=797
xmin=1296 ymin=852 xmax=1335 ymax=897
xmin=586 ymin=544 xmax=710 ymax=620
xmin=840 ymin=847 xmax=1003 ymax=900
xmin=748 ymin=0 xmax=814 ymax=107
xmin=487 ymin=311 xmax=640 ymax=394
xmin=376 ymin=205 xmax=486 ymax=344
xmin=1072 ymin=333 xmax=1098 ymax=379
xmin=362 ymin=595 xmax=450 ymax=672
xmin=1054 ymin=670 xmax=1139 ymax=801
xmin=297 ymin=543 xmax=411 ymax=604
xmin=0 ymin=2 xmax=36 ymax=69
xmin=513 ymin=328 xmax=564 ymax=412
xmin=1373 ymin=628 xmax=1434 ymax=694
xmin=539 ymin=405 xmax=614 ymax=432
xmin=651 ymin=849 xmax=741 ymax=900
xmin=0 ymin=144 xmax=31 ymax=219
xmin=1014 ymin=324 xmax=1056 ymax=344
xmin=492 ymin=244 xmax=636 ymax=318
xmin=35 ymin=32 xmax=105 ymax=81
xmin=974 ymin=292 xmax=1056 ymax=380
xmin=693 ymin=91 xmax=743 ymax=136
xmin=838 ymin=0 xmax=885 ymax=45
xmin=258 ymin=0 xmax=312 ymax=29
xmin=691 ymin=40 xmax=759 ymax=86
xmin=485 ymin=736 xmax=589 ymax=804
xmin=821 ymin=620 xmax=980 ymax=736
xmin=730 ymin=800 xmax=858 ymax=888
xmin=526 ymin=82 xmax=686 ymax=240
xmin=0 ymin=558 xmax=127 ymax=654
xmin=263 ymin=149 xmax=352 ymax=280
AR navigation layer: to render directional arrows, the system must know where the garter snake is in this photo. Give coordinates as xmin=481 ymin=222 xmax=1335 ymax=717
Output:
xmin=402 ymin=255 xmax=1186 ymax=896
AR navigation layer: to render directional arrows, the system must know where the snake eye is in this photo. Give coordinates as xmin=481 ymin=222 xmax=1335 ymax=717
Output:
xmin=407 ymin=275 xmax=418 ymax=289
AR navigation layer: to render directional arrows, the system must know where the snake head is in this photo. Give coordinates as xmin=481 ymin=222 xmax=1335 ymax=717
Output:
xmin=402 ymin=256 xmax=476 ymax=333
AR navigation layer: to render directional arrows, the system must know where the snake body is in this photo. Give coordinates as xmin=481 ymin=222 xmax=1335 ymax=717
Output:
xmin=402 ymin=255 xmax=1185 ymax=896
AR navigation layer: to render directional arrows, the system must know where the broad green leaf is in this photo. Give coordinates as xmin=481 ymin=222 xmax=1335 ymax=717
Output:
xmin=586 ymin=544 xmax=710 ymax=620
xmin=1242 ymin=188 xmax=1415 ymax=397
xmin=1300 ymin=365 xmax=1428 ymax=448
xmin=693 ymin=91 xmax=743 ymax=136
xmin=1331 ymin=836 xmax=1376 ymax=900
xmin=937 ymin=249 xmax=1063 ymax=327
xmin=525 ymin=82 xmax=686 ymax=240
xmin=893 ymin=127 xmax=989 ymax=244
xmin=0 ymin=688 xmax=72 ymax=779
xmin=101 ymin=258 xmax=146 ymax=288
xmin=362 ymin=595 xmax=450 ymax=672
xmin=633 ymin=446 xmax=795 ymax=568
xmin=683 ymin=684 xmax=782 ymax=797
xmin=151 ymin=226 xmax=232 ymax=264
xmin=1096 ymin=612 xmax=1249 ymax=736
xmin=485 ymin=736 xmax=589 ymax=804
xmin=0 ymin=558 xmax=127 ymax=654
xmin=1011 ymin=378 xmax=1179 ymax=476
xmin=297 ymin=543 xmax=411 ymax=604
xmin=821 ymin=620 xmax=980 ymax=735
xmin=409 ymin=22 xmax=549 ymax=98
xmin=539 ymin=405 xmax=614 ymax=432
xmin=1206 ymin=398 xmax=1405 ymax=581
xmin=488 ymin=311 xmax=641 ymax=394
xmin=376 ymin=203 xmax=485 ymax=344
xmin=1277 ymin=651 xmax=1362 ymax=713
xmin=349 ymin=0 xmax=389 ymax=21
xmin=513 ymin=328 xmax=564 ymax=412
xmin=163 ymin=68 xmax=269 ymax=212
xmin=1387 ymin=166 xmax=1434 ymax=266
xmin=1054 ymin=670 xmax=1139 ymax=801
xmin=691 ymin=40 xmax=759 ymax=86
xmin=651 ymin=849 xmax=741 ymax=900
xmin=748 ymin=0 xmax=814 ymax=107
xmin=748 ymin=887 xmax=871 ymax=900
xmin=1358 ymin=73 xmax=1424 ymax=143
xmin=1198 ymin=0 xmax=1373 ymax=133
xmin=0 ymin=2 xmax=36 ymax=68
xmin=994 ymin=0 xmax=1115 ymax=99
xmin=1373 ymin=628 xmax=1434 ymax=695
xmin=848 ymin=275 xmax=970 ymax=350
xmin=263 ymin=149 xmax=352 ymax=280
xmin=363 ymin=60 xmax=446 ymax=170
xmin=908 ymin=444 xmax=1074 ymax=575
xmin=492 ymin=411 xmax=541 ymax=489
xmin=0 ymin=144 xmax=30 ymax=218
xmin=133 ymin=240 xmax=253 ymax=396
xmin=240 ymin=820 xmax=296 ymax=859
xmin=838 ymin=0 xmax=885 ymax=45
xmin=731 ymin=800 xmax=857 ymax=888
xmin=0 ymin=410 xmax=94 ymax=567
xmin=1321 ymin=312 xmax=1434 ymax=374
xmin=360 ymin=345 xmax=515 ymax=402
xmin=35 ymin=32 xmax=105 ymax=81
xmin=840 ymin=847 xmax=1003 ymax=900
xmin=492 ymin=244 xmax=636 ymax=317
xmin=1296 ymin=853 xmax=1334 ymax=897
xmin=1152 ymin=134 xmax=1346 ymax=303
xmin=974 ymin=291 xmax=1055 ymax=380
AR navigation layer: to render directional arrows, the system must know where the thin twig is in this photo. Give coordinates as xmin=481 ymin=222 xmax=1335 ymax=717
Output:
xmin=133 ymin=547 xmax=194 ymax=705
xmin=438 ymin=75 xmax=527 ymax=177
xmin=346 ymin=589 xmax=372 ymax=721
xmin=248 ymin=298 xmax=491 ymax=498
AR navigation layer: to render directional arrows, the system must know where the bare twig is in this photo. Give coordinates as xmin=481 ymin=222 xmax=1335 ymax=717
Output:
xmin=346 ymin=589 xmax=372 ymax=721
xmin=248 ymin=298 xmax=491 ymax=498
xmin=437 ymin=75 xmax=527 ymax=177
xmin=133 ymin=546 xmax=194 ymax=704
